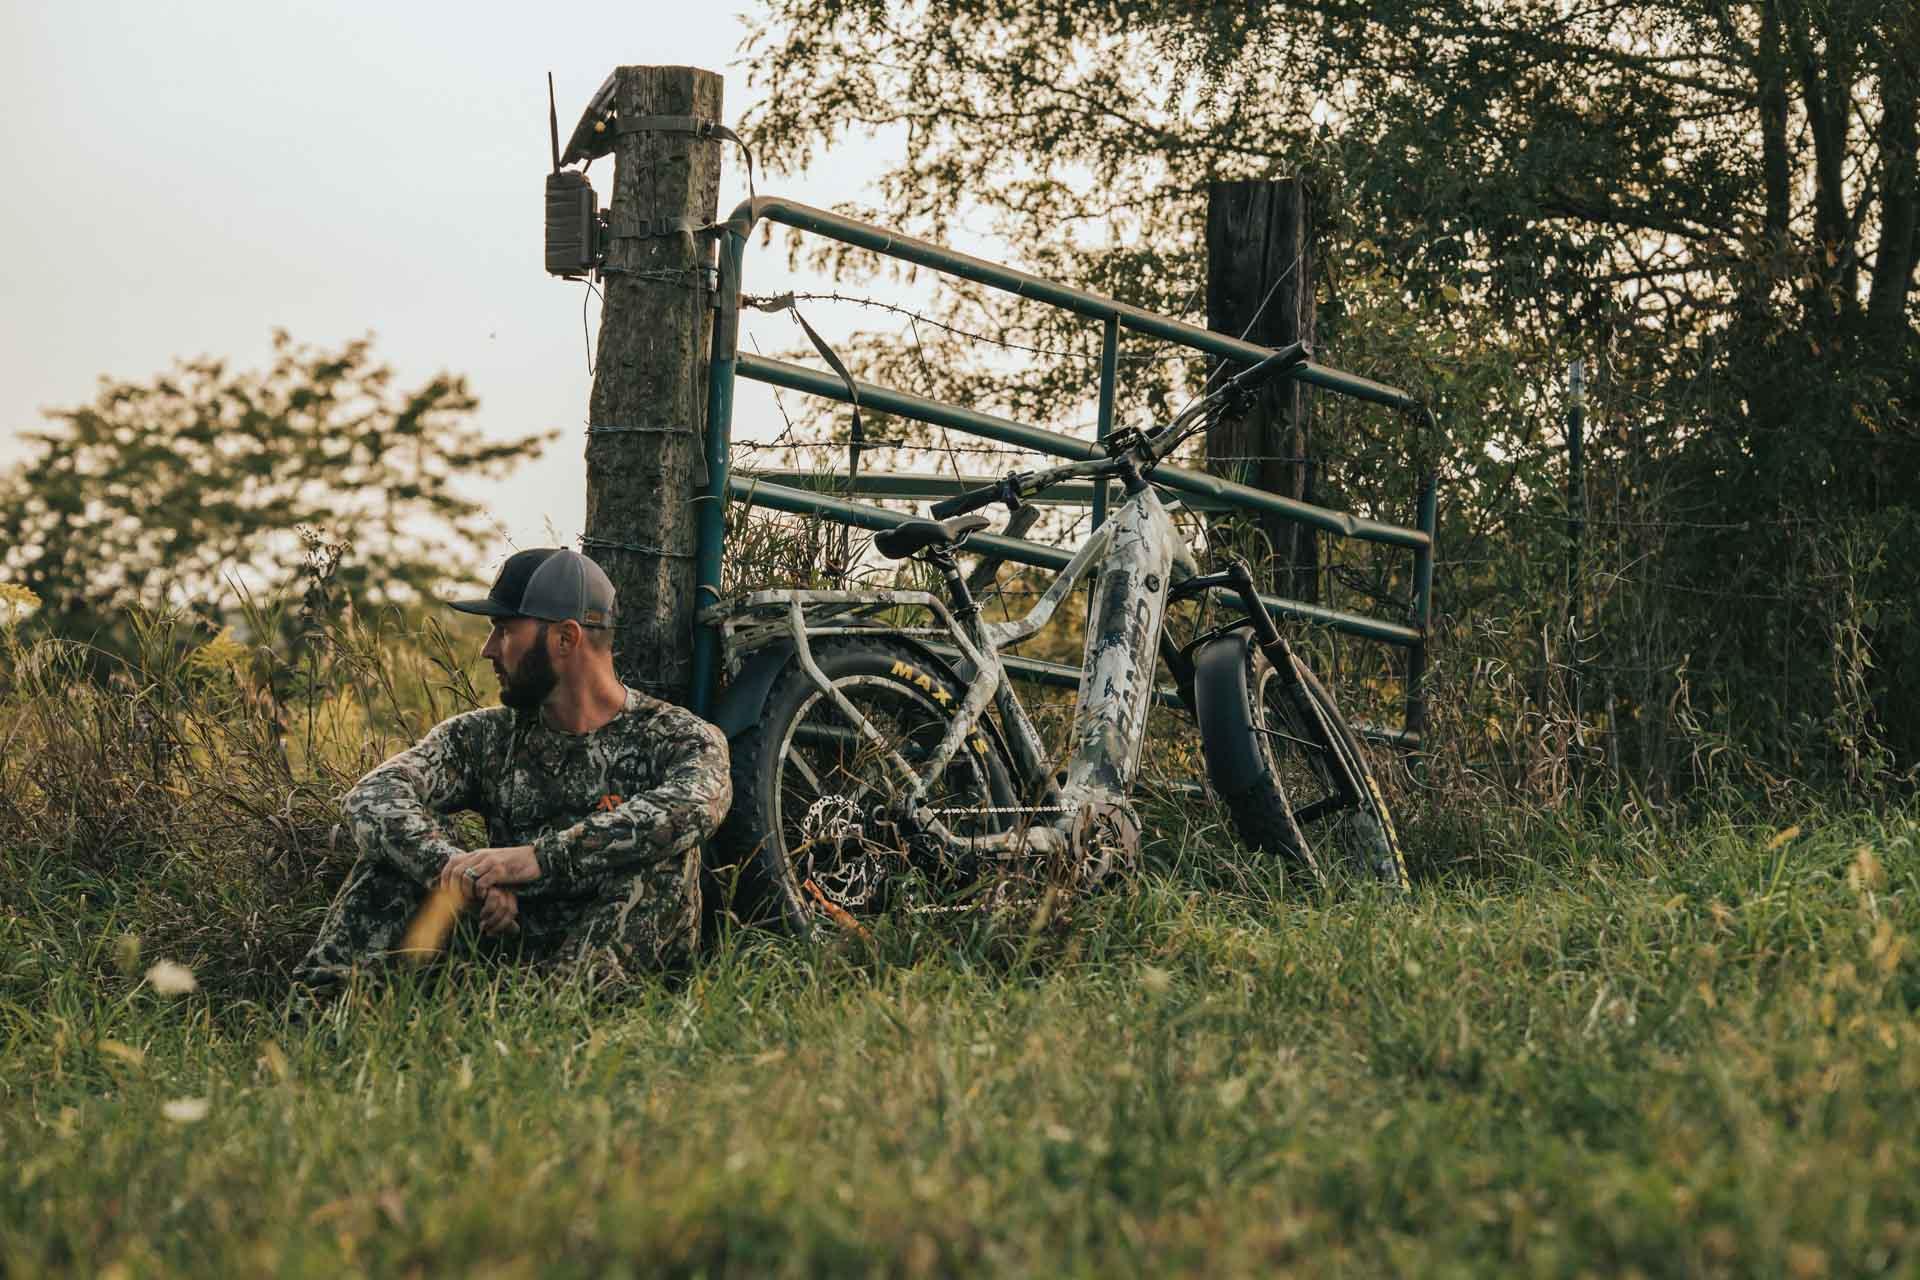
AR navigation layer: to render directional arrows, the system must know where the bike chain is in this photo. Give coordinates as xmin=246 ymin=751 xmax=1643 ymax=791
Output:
xmin=925 ymin=804 xmax=1069 ymax=818
xmin=809 ymin=802 xmax=1093 ymax=920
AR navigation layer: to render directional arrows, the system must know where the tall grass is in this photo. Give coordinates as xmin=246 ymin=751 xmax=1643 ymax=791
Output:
xmin=4 ymin=541 xmax=1917 ymax=1274
xmin=0 ymin=579 xmax=490 ymax=1000
xmin=7 ymin=782 xmax=1917 ymax=1274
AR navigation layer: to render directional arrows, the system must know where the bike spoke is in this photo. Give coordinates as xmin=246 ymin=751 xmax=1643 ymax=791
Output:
xmin=786 ymin=751 xmax=822 ymax=794
xmin=803 ymin=754 xmax=880 ymax=813
xmin=1254 ymin=724 xmax=1320 ymax=752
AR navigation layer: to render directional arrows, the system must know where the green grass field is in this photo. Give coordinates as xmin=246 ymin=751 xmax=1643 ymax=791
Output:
xmin=3 ymin=613 xmax=1917 ymax=1276
xmin=6 ymin=794 xmax=1918 ymax=1277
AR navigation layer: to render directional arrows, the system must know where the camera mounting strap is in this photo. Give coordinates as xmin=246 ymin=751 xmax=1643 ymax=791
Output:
xmin=616 ymin=115 xmax=758 ymax=225
xmin=607 ymin=214 xmax=703 ymax=240
xmin=615 ymin=116 xmax=743 ymax=146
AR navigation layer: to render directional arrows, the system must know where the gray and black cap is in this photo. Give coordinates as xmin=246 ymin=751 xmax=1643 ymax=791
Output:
xmin=449 ymin=548 xmax=617 ymax=628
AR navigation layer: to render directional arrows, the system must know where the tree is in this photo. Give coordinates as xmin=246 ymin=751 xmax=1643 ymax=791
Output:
xmin=746 ymin=1 xmax=1915 ymax=354
xmin=0 ymin=331 xmax=552 ymax=648
xmin=741 ymin=0 xmax=1920 ymax=774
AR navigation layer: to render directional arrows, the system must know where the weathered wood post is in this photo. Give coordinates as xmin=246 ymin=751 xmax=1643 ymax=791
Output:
xmin=1205 ymin=178 xmax=1318 ymax=602
xmin=582 ymin=66 xmax=723 ymax=703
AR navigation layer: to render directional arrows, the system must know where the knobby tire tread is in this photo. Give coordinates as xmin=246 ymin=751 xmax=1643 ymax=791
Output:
xmin=1194 ymin=632 xmax=1408 ymax=890
xmin=714 ymin=638 xmax=1017 ymax=933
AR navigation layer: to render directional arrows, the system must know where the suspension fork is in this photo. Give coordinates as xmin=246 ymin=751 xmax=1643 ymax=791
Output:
xmin=1169 ymin=560 xmax=1291 ymax=659
xmin=1172 ymin=561 xmax=1360 ymax=803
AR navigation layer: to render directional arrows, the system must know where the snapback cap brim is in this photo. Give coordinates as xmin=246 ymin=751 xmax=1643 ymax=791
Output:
xmin=447 ymin=598 xmax=522 ymax=618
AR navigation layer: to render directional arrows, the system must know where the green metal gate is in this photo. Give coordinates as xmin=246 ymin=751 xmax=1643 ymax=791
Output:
xmin=691 ymin=196 xmax=1437 ymax=748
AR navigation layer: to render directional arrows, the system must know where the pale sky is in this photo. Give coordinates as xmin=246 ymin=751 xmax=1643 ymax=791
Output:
xmin=0 ymin=0 xmax=913 ymax=563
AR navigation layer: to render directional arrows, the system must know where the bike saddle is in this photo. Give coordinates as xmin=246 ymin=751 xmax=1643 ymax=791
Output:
xmin=873 ymin=514 xmax=992 ymax=561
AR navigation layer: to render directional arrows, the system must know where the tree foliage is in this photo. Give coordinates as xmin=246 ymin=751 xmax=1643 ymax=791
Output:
xmin=747 ymin=0 xmax=1915 ymax=347
xmin=742 ymin=0 xmax=1920 ymax=776
xmin=0 ymin=331 xmax=551 ymax=648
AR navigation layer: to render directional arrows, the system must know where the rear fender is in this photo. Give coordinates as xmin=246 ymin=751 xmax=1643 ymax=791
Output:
xmin=710 ymin=641 xmax=798 ymax=740
xmin=709 ymin=633 xmax=981 ymax=741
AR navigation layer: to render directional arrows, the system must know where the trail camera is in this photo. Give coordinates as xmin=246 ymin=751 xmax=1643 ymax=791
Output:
xmin=545 ymin=168 xmax=603 ymax=278
xmin=542 ymin=72 xmax=616 ymax=279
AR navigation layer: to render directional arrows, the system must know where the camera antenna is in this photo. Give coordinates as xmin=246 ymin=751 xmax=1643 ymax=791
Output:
xmin=547 ymin=72 xmax=562 ymax=173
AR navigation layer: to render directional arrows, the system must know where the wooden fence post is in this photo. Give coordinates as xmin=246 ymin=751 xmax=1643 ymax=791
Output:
xmin=583 ymin=65 xmax=723 ymax=704
xmin=1205 ymin=178 xmax=1318 ymax=602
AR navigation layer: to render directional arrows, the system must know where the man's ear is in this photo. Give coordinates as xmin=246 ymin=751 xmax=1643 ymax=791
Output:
xmin=555 ymin=619 xmax=585 ymax=655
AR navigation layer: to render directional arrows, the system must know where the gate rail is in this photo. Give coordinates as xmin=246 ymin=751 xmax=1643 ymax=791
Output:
xmin=692 ymin=197 xmax=1438 ymax=747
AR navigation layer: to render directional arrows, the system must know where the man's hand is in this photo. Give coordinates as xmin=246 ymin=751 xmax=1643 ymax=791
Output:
xmin=440 ymin=845 xmax=541 ymax=901
xmin=477 ymin=887 xmax=520 ymax=937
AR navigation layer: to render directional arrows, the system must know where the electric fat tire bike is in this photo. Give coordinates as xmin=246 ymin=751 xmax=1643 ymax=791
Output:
xmin=707 ymin=342 xmax=1407 ymax=933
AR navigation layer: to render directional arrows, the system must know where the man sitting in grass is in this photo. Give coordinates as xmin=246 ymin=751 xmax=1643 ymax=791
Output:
xmin=294 ymin=548 xmax=731 ymax=992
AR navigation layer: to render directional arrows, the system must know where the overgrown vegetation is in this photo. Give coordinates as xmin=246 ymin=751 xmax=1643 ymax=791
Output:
xmin=4 ymin=4 xmax=1915 ymax=1269
xmin=4 ymin=567 xmax=1918 ymax=1274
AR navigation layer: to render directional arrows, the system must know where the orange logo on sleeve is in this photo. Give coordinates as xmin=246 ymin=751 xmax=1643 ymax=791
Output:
xmin=597 ymin=794 xmax=622 ymax=812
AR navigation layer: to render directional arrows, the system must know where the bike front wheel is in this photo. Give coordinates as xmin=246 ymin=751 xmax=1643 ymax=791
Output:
xmin=715 ymin=639 xmax=1020 ymax=931
xmin=1193 ymin=631 xmax=1408 ymax=889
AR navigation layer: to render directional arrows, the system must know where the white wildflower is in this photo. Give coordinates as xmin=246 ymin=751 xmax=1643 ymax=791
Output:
xmin=162 ymin=1097 xmax=210 ymax=1124
xmin=145 ymin=960 xmax=198 ymax=995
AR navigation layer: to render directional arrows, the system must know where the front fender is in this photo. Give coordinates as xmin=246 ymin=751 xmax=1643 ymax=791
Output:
xmin=1191 ymin=630 xmax=1265 ymax=798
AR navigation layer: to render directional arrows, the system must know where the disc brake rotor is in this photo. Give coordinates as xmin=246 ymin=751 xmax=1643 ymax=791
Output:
xmin=798 ymin=794 xmax=886 ymax=909
xmin=1067 ymin=799 xmax=1141 ymax=888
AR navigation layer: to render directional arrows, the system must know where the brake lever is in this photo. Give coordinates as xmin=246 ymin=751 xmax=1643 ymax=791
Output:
xmin=997 ymin=471 xmax=1034 ymax=512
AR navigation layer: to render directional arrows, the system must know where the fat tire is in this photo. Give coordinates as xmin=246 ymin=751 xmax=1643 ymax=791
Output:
xmin=714 ymin=639 xmax=1018 ymax=932
xmin=1193 ymin=631 xmax=1408 ymax=889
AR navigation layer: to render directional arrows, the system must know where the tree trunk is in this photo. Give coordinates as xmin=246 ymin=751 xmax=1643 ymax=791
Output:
xmin=1205 ymin=178 xmax=1318 ymax=602
xmin=583 ymin=66 xmax=723 ymax=703
xmin=1866 ymin=22 xmax=1919 ymax=336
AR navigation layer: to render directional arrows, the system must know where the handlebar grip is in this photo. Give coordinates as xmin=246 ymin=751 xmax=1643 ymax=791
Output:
xmin=930 ymin=483 xmax=1003 ymax=520
xmin=1227 ymin=341 xmax=1312 ymax=395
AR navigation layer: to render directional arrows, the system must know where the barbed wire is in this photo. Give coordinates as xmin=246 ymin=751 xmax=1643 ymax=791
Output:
xmin=733 ymin=437 xmax=1045 ymax=459
xmin=1517 ymin=509 xmax=1892 ymax=532
xmin=743 ymin=290 xmax=1207 ymax=366
xmin=731 ymin=439 xmax=1405 ymax=475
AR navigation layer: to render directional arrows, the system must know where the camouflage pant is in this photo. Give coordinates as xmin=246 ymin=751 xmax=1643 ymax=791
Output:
xmin=294 ymin=845 xmax=700 ymax=989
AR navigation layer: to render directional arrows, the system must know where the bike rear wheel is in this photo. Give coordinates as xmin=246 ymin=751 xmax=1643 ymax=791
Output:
xmin=715 ymin=639 xmax=1019 ymax=931
xmin=1193 ymin=631 xmax=1408 ymax=889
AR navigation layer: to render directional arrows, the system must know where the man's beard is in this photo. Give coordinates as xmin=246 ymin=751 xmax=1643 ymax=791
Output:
xmin=498 ymin=623 xmax=558 ymax=711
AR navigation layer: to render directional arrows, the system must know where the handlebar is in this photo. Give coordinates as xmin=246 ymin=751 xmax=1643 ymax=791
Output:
xmin=929 ymin=340 xmax=1311 ymax=520
xmin=1219 ymin=340 xmax=1311 ymax=400
xmin=930 ymin=472 xmax=1031 ymax=520
xmin=1137 ymin=339 xmax=1311 ymax=464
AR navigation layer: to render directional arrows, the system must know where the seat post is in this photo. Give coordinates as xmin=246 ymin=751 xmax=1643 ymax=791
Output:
xmin=928 ymin=548 xmax=978 ymax=619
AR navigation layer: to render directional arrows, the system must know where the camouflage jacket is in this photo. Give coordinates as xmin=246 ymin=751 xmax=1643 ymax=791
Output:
xmin=342 ymin=689 xmax=731 ymax=898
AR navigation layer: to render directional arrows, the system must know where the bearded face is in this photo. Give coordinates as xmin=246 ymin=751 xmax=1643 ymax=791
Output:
xmin=497 ymin=622 xmax=558 ymax=711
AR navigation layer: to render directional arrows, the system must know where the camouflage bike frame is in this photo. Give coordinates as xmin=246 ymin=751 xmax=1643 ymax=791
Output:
xmin=709 ymin=344 xmax=1331 ymax=879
